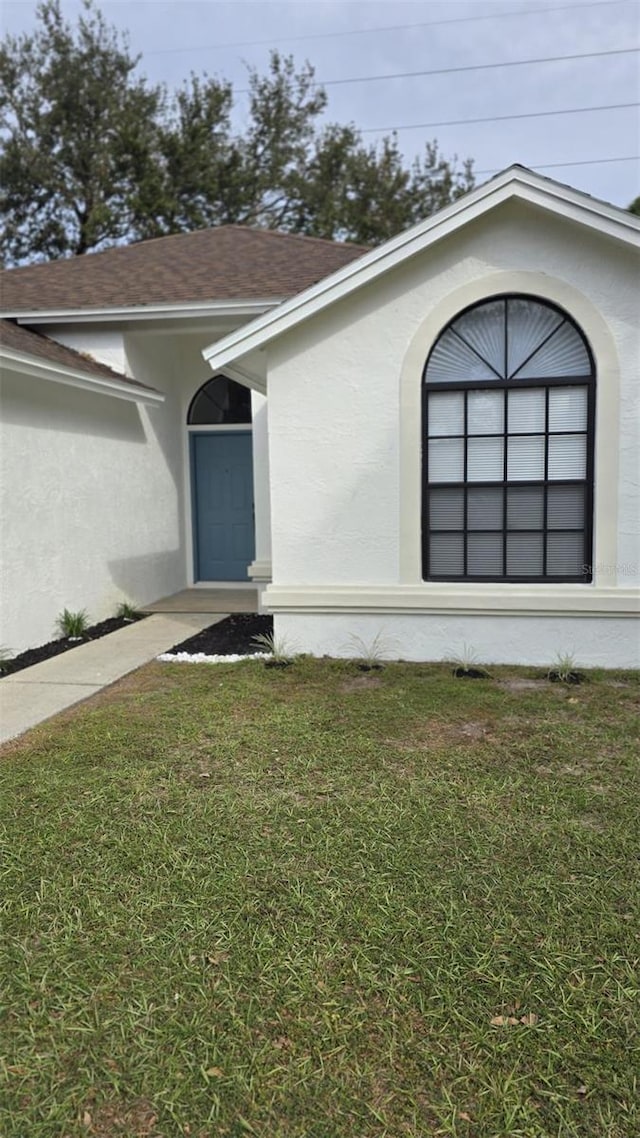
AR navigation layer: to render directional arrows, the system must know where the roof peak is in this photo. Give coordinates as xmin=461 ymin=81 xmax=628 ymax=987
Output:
xmin=202 ymin=164 xmax=639 ymax=376
xmin=480 ymin=163 xmax=639 ymax=223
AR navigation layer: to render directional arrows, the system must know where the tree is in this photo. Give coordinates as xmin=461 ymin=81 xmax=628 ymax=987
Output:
xmin=628 ymin=196 xmax=640 ymax=216
xmin=154 ymin=57 xmax=474 ymax=245
xmin=289 ymin=131 xmax=474 ymax=244
xmin=147 ymin=73 xmax=236 ymax=236
xmin=144 ymin=52 xmax=329 ymax=238
xmin=1 ymin=0 xmax=475 ymax=264
xmin=0 ymin=0 xmax=163 ymax=262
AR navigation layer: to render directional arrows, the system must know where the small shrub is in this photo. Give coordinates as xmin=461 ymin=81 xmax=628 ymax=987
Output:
xmin=116 ymin=601 xmax=141 ymax=621
xmin=252 ymin=631 xmax=294 ymax=667
xmin=56 ymin=608 xmax=90 ymax=639
xmin=547 ymin=652 xmax=584 ymax=685
xmin=345 ymin=630 xmax=396 ymax=671
xmin=447 ymin=644 xmax=491 ymax=679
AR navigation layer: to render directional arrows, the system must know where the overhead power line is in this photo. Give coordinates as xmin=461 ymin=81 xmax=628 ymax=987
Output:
xmin=475 ymin=154 xmax=639 ymax=176
xmin=145 ymin=0 xmax=631 ymax=56
xmin=360 ymin=101 xmax=639 ymax=135
xmin=309 ymin=47 xmax=639 ymax=91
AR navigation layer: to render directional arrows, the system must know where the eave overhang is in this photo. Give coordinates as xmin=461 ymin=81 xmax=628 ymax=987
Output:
xmin=2 ymin=298 xmax=284 ymax=326
xmin=201 ymin=166 xmax=640 ymax=375
xmin=0 ymin=347 xmax=165 ymax=404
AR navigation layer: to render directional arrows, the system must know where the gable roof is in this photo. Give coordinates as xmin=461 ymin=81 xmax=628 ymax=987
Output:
xmin=0 ymin=319 xmax=162 ymax=403
xmin=201 ymin=166 xmax=640 ymax=375
xmin=0 ymin=226 xmax=368 ymax=316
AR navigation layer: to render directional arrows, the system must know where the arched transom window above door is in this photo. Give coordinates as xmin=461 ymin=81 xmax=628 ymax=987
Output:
xmin=188 ymin=375 xmax=252 ymax=425
xmin=422 ymin=295 xmax=595 ymax=583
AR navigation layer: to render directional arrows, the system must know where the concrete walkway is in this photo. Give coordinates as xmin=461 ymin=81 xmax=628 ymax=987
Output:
xmin=145 ymin=587 xmax=258 ymax=614
xmin=0 ymin=612 xmax=222 ymax=746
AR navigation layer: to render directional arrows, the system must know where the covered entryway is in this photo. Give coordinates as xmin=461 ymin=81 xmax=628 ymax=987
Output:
xmin=188 ymin=376 xmax=255 ymax=583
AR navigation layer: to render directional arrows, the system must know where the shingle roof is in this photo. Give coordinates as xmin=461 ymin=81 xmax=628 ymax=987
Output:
xmin=0 ymin=226 xmax=369 ymax=314
xmin=0 ymin=319 xmax=158 ymax=394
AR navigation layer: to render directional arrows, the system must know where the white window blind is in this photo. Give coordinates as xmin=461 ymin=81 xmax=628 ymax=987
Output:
xmin=507 ymin=388 xmax=545 ymax=433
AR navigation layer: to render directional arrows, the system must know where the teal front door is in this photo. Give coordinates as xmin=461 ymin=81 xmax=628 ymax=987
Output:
xmin=191 ymin=432 xmax=255 ymax=581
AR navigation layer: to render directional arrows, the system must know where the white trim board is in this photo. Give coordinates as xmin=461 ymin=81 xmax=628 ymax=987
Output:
xmin=0 ymin=346 xmax=164 ymax=405
xmin=6 ymin=299 xmax=283 ymax=325
xmin=248 ymin=560 xmax=272 ymax=581
xmin=186 ymin=424 xmax=252 ymax=433
xmin=191 ymin=581 xmax=257 ymax=589
xmin=202 ymin=166 xmax=640 ymax=373
xmin=263 ymin=584 xmax=640 ymax=618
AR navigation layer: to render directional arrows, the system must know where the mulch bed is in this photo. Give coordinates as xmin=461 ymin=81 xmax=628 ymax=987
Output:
xmin=0 ymin=614 xmax=147 ymax=678
xmin=166 ymin=613 xmax=273 ymax=656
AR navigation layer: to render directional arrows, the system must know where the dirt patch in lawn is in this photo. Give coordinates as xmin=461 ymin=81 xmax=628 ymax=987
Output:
xmin=497 ymin=678 xmax=549 ymax=693
xmin=340 ymin=674 xmax=384 ymax=693
xmin=80 ymin=1098 xmax=160 ymax=1138
xmin=459 ymin=720 xmax=493 ymax=740
xmin=386 ymin=717 xmax=495 ymax=753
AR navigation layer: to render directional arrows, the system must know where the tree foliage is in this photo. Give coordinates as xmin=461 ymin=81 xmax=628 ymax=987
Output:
xmin=0 ymin=0 xmax=162 ymax=261
xmin=0 ymin=0 xmax=475 ymax=264
xmin=628 ymin=196 xmax=640 ymax=216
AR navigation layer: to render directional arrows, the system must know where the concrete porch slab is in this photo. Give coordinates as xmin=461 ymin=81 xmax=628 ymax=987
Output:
xmin=144 ymin=588 xmax=259 ymax=614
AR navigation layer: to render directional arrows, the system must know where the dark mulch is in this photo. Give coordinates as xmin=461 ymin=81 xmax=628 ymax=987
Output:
xmin=0 ymin=614 xmax=147 ymax=678
xmin=547 ymin=670 xmax=585 ymax=685
xmin=166 ymin=613 xmax=273 ymax=656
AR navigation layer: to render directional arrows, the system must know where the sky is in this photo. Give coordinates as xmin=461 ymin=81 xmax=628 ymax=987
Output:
xmin=2 ymin=0 xmax=639 ymax=208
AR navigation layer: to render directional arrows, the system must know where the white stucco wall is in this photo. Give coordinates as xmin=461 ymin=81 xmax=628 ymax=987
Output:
xmin=37 ymin=326 xmax=130 ymax=376
xmin=0 ymin=320 xmax=266 ymax=655
xmin=263 ymin=200 xmax=639 ymax=667
xmin=275 ymin=612 xmax=638 ymax=669
xmin=0 ymin=344 xmax=185 ymax=655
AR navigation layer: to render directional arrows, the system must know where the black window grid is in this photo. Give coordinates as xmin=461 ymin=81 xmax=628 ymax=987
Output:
xmin=421 ymin=294 xmax=596 ymax=585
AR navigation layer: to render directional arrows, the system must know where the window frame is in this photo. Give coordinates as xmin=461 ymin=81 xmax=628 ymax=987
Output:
xmin=421 ymin=294 xmax=596 ymax=584
xmin=187 ymin=374 xmax=252 ymax=426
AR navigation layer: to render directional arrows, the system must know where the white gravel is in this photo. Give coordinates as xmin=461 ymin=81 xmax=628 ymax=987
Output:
xmin=157 ymin=651 xmax=271 ymax=664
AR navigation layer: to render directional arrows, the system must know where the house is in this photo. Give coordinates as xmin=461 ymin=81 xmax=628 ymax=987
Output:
xmin=1 ymin=166 xmax=638 ymax=666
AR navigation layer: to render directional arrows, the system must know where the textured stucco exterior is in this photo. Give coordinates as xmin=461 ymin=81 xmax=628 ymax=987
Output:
xmin=1 ymin=345 xmax=180 ymax=655
xmin=0 ymin=325 xmax=247 ymax=655
xmin=262 ymin=200 xmax=639 ymax=667
xmin=274 ymin=612 xmax=638 ymax=669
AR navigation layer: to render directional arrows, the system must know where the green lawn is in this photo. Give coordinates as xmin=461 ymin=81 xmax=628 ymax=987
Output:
xmin=1 ymin=658 xmax=638 ymax=1138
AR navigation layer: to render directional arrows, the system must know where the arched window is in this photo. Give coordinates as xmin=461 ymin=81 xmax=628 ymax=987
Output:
xmin=422 ymin=295 xmax=595 ymax=582
xmin=187 ymin=375 xmax=252 ymax=425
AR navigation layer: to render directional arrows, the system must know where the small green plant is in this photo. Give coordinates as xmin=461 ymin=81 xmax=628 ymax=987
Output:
xmin=116 ymin=601 xmax=141 ymax=621
xmin=0 ymin=645 xmax=13 ymax=673
xmin=345 ymin=630 xmax=397 ymax=670
xmin=448 ymin=643 xmax=490 ymax=679
xmin=547 ymin=651 xmax=584 ymax=684
xmin=56 ymin=608 xmax=90 ymax=639
xmin=251 ymin=631 xmax=295 ymax=666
